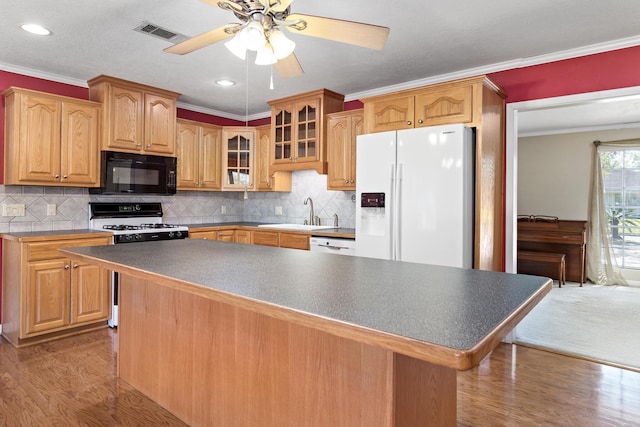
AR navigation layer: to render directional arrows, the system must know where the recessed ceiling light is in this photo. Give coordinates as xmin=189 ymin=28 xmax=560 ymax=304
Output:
xmin=216 ymin=79 xmax=236 ymax=87
xmin=21 ymin=24 xmax=51 ymax=36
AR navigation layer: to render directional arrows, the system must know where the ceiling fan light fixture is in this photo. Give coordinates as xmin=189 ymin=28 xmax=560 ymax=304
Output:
xmin=224 ymin=33 xmax=247 ymax=60
xmin=269 ymin=29 xmax=295 ymax=60
xmin=255 ymin=43 xmax=276 ymax=65
xmin=240 ymin=21 xmax=266 ymax=51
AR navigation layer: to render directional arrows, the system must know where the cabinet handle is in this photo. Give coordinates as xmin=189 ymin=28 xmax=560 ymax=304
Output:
xmin=350 ymin=179 xmax=355 ymax=183
xmin=137 ymin=143 xmax=142 ymax=147
xmin=54 ymin=174 xmax=60 ymax=179
xmin=64 ymin=265 xmax=70 ymax=270
xmin=418 ymin=119 xmax=423 ymax=124
xmin=73 ymin=264 xmax=79 ymax=268
xmin=62 ymin=175 xmax=68 ymax=179
xmin=407 ymin=121 xmax=412 ymax=126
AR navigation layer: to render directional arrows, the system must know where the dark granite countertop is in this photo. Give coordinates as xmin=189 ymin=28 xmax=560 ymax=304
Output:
xmin=63 ymin=239 xmax=550 ymax=369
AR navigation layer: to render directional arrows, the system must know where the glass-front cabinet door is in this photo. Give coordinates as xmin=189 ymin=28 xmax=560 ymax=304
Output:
xmin=270 ymin=99 xmax=320 ymax=165
xmin=295 ymin=99 xmax=319 ymax=162
xmin=272 ymin=105 xmax=293 ymax=164
xmin=222 ymin=127 xmax=255 ymax=190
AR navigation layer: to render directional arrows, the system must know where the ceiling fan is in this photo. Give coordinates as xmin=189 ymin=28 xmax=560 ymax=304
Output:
xmin=164 ymin=0 xmax=390 ymax=78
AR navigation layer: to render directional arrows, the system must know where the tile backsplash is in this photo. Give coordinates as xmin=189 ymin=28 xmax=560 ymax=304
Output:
xmin=0 ymin=170 xmax=356 ymax=234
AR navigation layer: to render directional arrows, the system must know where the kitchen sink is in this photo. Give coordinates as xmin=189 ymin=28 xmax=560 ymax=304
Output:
xmin=258 ymin=224 xmax=336 ymax=231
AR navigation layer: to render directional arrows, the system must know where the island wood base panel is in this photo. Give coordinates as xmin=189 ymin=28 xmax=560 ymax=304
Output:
xmin=118 ymin=275 xmax=457 ymax=426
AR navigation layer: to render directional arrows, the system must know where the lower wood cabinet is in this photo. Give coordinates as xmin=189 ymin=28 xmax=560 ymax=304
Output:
xmin=190 ymin=226 xmax=311 ymax=250
xmin=1 ymin=233 xmax=113 ymax=348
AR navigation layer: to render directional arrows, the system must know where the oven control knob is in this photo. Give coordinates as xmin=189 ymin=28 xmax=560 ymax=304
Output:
xmin=135 ymin=204 xmax=141 ymax=211
xmin=175 ymin=231 xmax=183 ymax=238
xmin=168 ymin=231 xmax=175 ymax=238
xmin=134 ymin=234 xmax=142 ymax=240
xmin=123 ymin=235 xmax=132 ymax=241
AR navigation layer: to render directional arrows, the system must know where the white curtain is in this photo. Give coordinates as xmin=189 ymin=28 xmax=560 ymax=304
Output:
xmin=586 ymin=140 xmax=628 ymax=285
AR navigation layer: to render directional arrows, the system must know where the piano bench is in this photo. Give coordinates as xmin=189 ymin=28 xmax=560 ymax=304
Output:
xmin=517 ymin=251 xmax=566 ymax=287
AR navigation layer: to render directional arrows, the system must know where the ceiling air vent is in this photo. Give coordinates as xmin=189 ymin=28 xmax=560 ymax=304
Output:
xmin=134 ymin=21 xmax=188 ymax=43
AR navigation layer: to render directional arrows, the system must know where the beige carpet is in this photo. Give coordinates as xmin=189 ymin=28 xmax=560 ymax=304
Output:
xmin=514 ymin=283 xmax=640 ymax=370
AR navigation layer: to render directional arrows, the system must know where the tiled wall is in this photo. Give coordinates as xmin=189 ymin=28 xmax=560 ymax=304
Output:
xmin=0 ymin=170 xmax=356 ymax=233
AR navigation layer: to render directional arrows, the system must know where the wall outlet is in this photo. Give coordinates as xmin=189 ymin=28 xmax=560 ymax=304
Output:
xmin=275 ymin=206 xmax=283 ymax=216
xmin=221 ymin=205 xmax=227 ymax=214
xmin=47 ymin=204 xmax=57 ymax=216
xmin=2 ymin=203 xmax=26 ymax=217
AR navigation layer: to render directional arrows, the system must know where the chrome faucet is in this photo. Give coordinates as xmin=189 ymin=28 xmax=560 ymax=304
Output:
xmin=304 ymin=197 xmax=315 ymax=225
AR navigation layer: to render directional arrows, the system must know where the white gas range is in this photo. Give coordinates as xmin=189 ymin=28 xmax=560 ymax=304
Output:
xmin=89 ymin=202 xmax=189 ymax=327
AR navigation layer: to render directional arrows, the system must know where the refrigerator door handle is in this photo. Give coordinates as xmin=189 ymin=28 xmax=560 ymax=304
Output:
xmin=396 ymin=163 xmax=403 ymax=261
xmin=389 ymin=163 xmax=396 ymax=260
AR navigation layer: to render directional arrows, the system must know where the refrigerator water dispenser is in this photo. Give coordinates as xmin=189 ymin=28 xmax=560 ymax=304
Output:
xmin=360 ymin=193 xmax=386 ymax=236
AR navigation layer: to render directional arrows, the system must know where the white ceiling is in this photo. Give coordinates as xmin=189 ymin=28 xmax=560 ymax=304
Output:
xmin=2 ymin=0 xmax=640 ymax=133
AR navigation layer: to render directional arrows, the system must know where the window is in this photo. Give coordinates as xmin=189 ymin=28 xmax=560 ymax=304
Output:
xmin=601 ymin=148 xmax=640 ymax=269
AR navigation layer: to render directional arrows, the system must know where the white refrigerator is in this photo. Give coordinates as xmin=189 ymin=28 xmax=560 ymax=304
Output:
xmin=355 ymin=124 xmax=474 ymax=268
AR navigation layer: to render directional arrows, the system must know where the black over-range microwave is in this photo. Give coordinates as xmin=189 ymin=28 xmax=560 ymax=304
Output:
xmin=90 ymin=151 xmax=177 ymax=195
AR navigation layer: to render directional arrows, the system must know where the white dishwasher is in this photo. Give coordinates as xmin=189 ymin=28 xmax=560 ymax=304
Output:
xmin=310 ymin=237 xmax=356 ymax=256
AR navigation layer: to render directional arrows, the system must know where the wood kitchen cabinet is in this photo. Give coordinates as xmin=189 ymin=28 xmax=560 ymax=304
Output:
xmin=222 ymin=127 xmax=255 ymax=191
xmin=3 ymin=87 xmax=101 ymax=187
xmin=268 ymin=89 xmax=345 ymax=174
xmin=235 ymin=230 xmax=252 ymax=244
xmin=362 ymin=75 xmax=506 ymax=271
xmin=1 ymin=233 xmax=113 ymax=348
xmin=188 ymin=230 xmax=219 ymax=240
xmin=362 ymin=79 xmax=476 ymax=133
xmin=176 ymin=119 xmax=222 ymax=191
xmin=88 ymin=75 xmax=179 ymax=156
xmin=255 ymin=124 xmax=291 ymax=191
xmin=327 ymin=109 xmax=364 ymax=190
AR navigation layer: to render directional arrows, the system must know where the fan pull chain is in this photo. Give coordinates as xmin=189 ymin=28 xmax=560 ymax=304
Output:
xmin=245 ymin=55 xmax=249 ymax=128
xmin=270 ymin=64 xmax=274 ymax=90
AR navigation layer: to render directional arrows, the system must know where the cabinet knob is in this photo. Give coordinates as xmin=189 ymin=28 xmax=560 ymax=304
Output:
xmin=350 ymin=179 xmax=355 ymax=183
xmin=407 ymin=121 xmax=412 ymax=126
xmin=418 ymin=119 xmax=424 ymax=124
xmin=63 ymin=175 xmax=68 ymax=179
xmin=54 ymin=174 xmax=60 ymax=179
xmin=137 ymin=143 xmax=142 ymax=147
xmin=73 ymin=264 xmax=79 ymax=269
xmin=64 ymin=265 xmax=70 ymax=270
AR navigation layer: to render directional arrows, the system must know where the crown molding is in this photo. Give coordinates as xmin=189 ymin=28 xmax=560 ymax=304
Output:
xmin=0 ymin=61 xmax=88 ymax=87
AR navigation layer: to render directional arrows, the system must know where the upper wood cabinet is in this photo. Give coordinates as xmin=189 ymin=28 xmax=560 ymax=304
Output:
xmin=268 ymin=89 xmax=344 ymax=174
xmin=222 ymin=126 xmax=255 ymax=191
xmin=327 ymin=109 xmax=364 ymax=191
xmin=362 ymin=75 xmax=507 ymax=272
xmin=88 ymin=75 xmax=179 ymax=156
xmin=255 ymin=124 xmax=292 ymax=192
xmin=362 ymin=78 xmax=476 ymax=133
xmin=176 ymin=119 xmax=222 ymax=191
xmin=3 ymin=87 xmax=101 ymax=187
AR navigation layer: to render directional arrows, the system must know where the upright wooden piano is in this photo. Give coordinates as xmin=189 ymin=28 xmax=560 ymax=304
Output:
xmin=517 ymin=217 xmax=588 ymax=283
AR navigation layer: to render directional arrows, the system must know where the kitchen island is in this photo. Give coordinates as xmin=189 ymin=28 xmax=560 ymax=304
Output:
xmin=62 ymin=239 xmax=551 ymax=426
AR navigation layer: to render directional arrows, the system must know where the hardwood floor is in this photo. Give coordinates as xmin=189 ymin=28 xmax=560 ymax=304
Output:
xmin=1 ymin=328 xmax=639 ymax=426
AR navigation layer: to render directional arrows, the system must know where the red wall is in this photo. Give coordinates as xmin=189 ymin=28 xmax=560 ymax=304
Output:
xmin=488 ymin=45 xmax=640 ymax=102
xmin=2 ymin=45 xmax=640 ymax=322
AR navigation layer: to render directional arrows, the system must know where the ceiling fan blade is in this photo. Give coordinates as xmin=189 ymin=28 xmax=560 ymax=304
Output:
xmin=285 ymin=13 xmax=390 ymax=50
xmin=274 ymin=52 xmax=304 ymax=78
xmin=164 ymin=26 xmax=233 ymax=55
